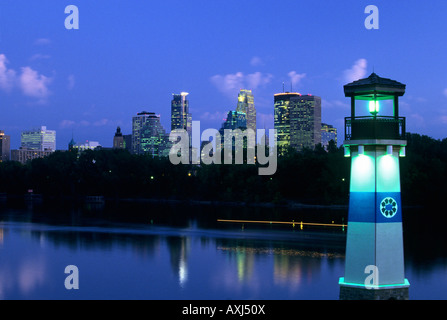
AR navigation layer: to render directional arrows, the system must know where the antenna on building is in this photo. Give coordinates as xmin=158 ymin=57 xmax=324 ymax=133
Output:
xmin=282 ymin=82 xmax=285 ymax=93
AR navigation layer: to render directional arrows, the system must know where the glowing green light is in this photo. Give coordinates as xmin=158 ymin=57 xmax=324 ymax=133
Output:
xmin=369 ymin=100 xmax=379 ymax=115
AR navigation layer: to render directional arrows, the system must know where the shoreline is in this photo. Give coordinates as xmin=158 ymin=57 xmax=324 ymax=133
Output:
xmin=1 ymin=192 xmax=424 ymax=210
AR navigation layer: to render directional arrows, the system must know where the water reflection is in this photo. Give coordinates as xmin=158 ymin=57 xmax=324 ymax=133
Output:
xmin=0 ymin=201 xmax=445 ymax=299
xmin=166 ymin=237 xmax=190 ymax=287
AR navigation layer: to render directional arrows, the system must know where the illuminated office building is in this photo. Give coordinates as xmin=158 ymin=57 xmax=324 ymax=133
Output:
xmin=219 ymin=110 xmax=247 ymax=151
xmin=73 ymin=140 xmax=101 ymax=151
xmin=274 ymin=93 xmax=321 ymax=155
xmin=289 ymin=95 xmax=321 ymax=151
xmin=274 ymin=92 xmax=300 ymax=155
xmin=236 ymin=89 xmax=256 ymax=134
xmin=0 ymin=130 xmax=11 ymax=162
xmin=132 ymin=111 xmax=170 ymax=157
xmin=321 ymin=123 xmax=338 ymax=150
xmin=21 ymin=126 xmax=56 ymax=151
xmin=171 ymin=92 xmax=192 ymax=136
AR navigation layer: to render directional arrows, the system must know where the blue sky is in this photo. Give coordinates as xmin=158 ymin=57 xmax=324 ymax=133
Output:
xmin=0 ymin=0 xmax=446 ymax=149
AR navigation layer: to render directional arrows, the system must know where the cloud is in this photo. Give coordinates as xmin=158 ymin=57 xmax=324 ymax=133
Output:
xmin=343 ymin=58 xmax=367 ymax=83
xmin=0 ymin=53 xmax=52 ymax=103
xmin=250 ymin=56 xmax=264 ymax=67
xmin=67 ymin=74 xmax=75 ymax=90
xmin=29 ymin=54 xmax=51 ymax=61
xmin=59 ymin=120 xmax=76 ymax=128
xmin=443 ymin=88 xmax=447 ymax=97
xmin=19 ymin=66 xmax=52 ymax=100
xmin=246 ymin=72 xmax=273 ymax=90
xmin=34 ymin=38 xmax=51 ymax=46
xmin=210 ymin=71 xmax=273 ymax=99
xmin=60 ymin=118 xmax=115 ymax=129
xmin=288 ymin=71 xmax=306 ymax=88
xmin=200 ymin=111 xmax=227 ymax=121
xmin=93 ymin=118 xmax=110 ymax=126
xmin=0 ymin=54 xmax=17 ymax=92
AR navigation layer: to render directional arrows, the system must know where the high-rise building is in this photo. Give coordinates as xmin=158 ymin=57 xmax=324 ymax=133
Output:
xmin=274 ymin=93 xmax=321 ymax=155
xmin=171 ymin=92 xmax=192 ymax=136
xmin=21 ymin=126 xmax=56 ymax=151
xmin=321 ymin=123 xmax=337 ymax=150
xmin=132 ymin=111 xmax=170 ymax=157
xmin=219 ymin=110 xmax=247 ymax=150
xmin=123 ymin=134 xmax=132 ymax=153
xmin=0 ymin=130 xmax=11 ymax=162
xmin=289 ymin=95 xmax=321 ymax=151
xmin=113 ymin=126 xmax=125 ymax=149
xmin=236 ymin=89 xmax=256 ymax=134
xmin=274 ymin=92 xmax=301 ymax=155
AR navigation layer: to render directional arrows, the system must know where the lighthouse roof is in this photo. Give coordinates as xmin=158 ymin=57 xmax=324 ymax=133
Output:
xmin=344 ymin=73 xmax=406 ymax=100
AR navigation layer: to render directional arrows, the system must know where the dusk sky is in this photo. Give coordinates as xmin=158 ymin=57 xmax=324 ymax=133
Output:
xmin=1 ymin=0 xmax=446 ymax=149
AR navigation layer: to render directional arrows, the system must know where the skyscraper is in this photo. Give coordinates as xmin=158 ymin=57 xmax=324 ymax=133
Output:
xmin=132 ymin=111 xmax=170 ymax=157
xmin=321 ymin=123 xmax=338 ymax=150
xmin=236 ymin=89 xmax=256 ymax=134
xmin=274 ymin=92 xmax=301 ymax=155
xmin=171 ymin=92 xmax=192 ymax=137
xmin=289 ymin=95 xmax=321 ymax=151
xmin=274 ymin=93 xmax=321 ymax=155
xmin=0 ymin=130 xmax=11 ymax=162
xmin=21 ymin=126 xmax=56 ymax=151
xmin=113 ymin=126 xmax=125 ymax=149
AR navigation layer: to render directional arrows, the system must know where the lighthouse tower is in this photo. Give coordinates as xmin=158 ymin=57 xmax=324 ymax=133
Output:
xmin=339 ymin=73 xmax=410 ymax=300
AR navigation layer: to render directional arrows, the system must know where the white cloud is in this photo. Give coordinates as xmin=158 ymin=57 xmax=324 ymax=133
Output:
xmin=250 ymin=56 xmax=264 ymax=67
xmin=34 ymin=38 xmax=51 ymax=46
xmin=0 ymin=53 xmax=53 ymax=102
xmin=200 ymin=111 xmax=227 ymax=121
xmin=288 ymin=71 xmax=306 ymax=88
xmin=246 ymin=72 xmax=273 ymax=90
xmin=210 ymin=71 xmax=273 ymax=99
xmin=343 ymin=58 xmax=368 ymax=83
xmin=67 ymin=74 xmax=75 ymax=90
xmin=29 ymin=54 xmax=51 ymax=61
xmin=59 ymin=120 xmax=76 ymax=128
xmin=94 ymin=118 xmax=110 ymax=126
xmin=0 ymin=54 xmax=17 ymax=92
xmin=19 ymin=66 xmax=52 ymax=100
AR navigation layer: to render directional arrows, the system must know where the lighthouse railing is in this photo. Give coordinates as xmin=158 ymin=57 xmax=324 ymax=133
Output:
xmin=345 ymin=116 xmax=406 ymax=141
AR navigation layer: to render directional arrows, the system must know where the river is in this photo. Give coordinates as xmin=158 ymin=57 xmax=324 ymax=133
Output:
xmin=0 ymin=199 xmax=445 ymax=300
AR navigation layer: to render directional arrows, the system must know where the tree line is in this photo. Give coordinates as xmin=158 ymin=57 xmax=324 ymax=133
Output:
xmin=0 ymin=133 xmax=445 ymax=206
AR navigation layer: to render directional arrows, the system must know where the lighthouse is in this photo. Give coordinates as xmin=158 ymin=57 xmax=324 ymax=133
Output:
xmin=339 ymin=73 xmax=410 ymax=300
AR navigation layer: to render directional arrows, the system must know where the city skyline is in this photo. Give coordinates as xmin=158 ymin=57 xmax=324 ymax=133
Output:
xmin=0 ymin=1 xmax=447 ymax=150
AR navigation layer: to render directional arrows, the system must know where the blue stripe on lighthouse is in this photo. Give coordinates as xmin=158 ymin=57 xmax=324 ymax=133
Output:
xmin=348 ymin=192 xmax=375 ymax=223
xmin=348 ymin=192 xmax=402 ymax=223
